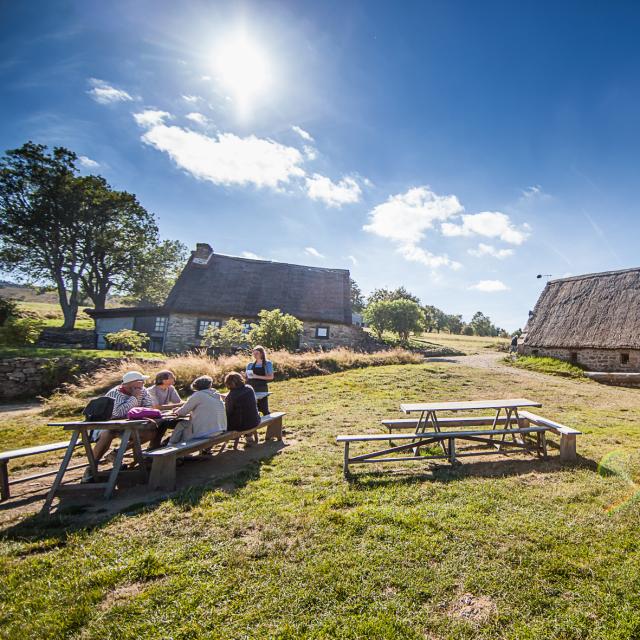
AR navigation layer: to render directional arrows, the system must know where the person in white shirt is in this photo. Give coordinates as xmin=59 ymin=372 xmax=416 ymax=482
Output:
xmin=169 ymin=375 xmax=227 ymax=443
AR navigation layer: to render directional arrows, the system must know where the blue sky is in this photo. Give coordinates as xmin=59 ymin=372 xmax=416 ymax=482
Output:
xmin=2 ymin=0 xmax=640 ymax=330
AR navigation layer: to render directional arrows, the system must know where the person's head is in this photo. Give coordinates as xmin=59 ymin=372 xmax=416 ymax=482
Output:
xmin=155 ymin=369 xmax=176 ymax=387
xmin=121 ymin=371 xmax=147 ymax=393
xmin=252 ymin=345 xmax=267 ymax=363
xmin=224 ymin=372 xmax=245 ymax=390
xmin=191 ymin=375 xmax=213 ymax=391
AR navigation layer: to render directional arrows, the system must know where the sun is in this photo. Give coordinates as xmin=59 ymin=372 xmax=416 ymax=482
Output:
xmin=214 ymin=30 xmax=271 ymax=114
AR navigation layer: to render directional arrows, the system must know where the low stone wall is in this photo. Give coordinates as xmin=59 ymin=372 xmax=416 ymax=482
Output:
xmin=519 ymin=345 xmax=640 ymax=372
xmin=299 ymin=322 xmax=368 ymax=350
xmin=36 ymin=328 xmax=96 ymax=349
xmin=0 ymin=357 xmax=164 ymax=402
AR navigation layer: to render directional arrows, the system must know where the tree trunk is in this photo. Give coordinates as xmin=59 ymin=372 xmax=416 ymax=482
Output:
xmin=57 ymin=274 xmax=79 ymax=330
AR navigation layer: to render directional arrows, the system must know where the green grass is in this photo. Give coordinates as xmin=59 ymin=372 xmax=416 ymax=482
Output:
xmin=506 ymin=355 xmax=586 ymax=379
xmin=1 ymin=362 xmax=640 ymax=638
xmin=15 ymin=301 xmax=94 ymax=330
xmin=414 ymin=332 xmax=510 ymax=355
xmin=0 ymin=346 xmax=164 ymax=359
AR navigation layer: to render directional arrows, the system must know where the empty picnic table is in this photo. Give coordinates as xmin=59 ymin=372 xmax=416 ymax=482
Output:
xmin=41 ymin=418 xmax=152 ymax=513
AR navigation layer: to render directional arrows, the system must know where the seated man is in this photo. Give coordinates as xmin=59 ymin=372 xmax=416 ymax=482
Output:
xmin=90 ymin=370 xmax=159 ymax=465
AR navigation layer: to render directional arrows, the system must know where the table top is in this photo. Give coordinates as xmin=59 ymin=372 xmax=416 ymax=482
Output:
xmin=47 ymin=419 xmax=153 ymax=430
xmin=400 ymin=398 xmax=542 ymax=413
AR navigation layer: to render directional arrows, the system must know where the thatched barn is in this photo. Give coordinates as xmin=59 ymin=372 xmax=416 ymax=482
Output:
xmin=519 ymin=267 xmax=640 ymax=371
xmin=88 ymin=243 xmax=364 ymax=352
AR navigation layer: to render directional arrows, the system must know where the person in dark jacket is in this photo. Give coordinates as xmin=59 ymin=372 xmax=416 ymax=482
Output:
xmin=224 ymin=372 xmax=261 ymax=446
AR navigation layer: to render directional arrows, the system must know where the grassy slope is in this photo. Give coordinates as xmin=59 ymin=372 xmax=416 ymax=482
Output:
xmin=506 ymin=355 xmax=586 ymax=378
xmin=1 ymin=362 xmax=640 ymax=639
xmin=413 ymin=332 xmax=509 ymax=355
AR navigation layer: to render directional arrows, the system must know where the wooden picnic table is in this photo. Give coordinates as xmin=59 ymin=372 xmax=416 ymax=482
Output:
xmin=42 ymin=419 xmax=153 ymax=513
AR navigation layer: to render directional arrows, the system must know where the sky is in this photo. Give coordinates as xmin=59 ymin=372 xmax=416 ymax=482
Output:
xmin=2 ymin=0 xmax=640 ymax=331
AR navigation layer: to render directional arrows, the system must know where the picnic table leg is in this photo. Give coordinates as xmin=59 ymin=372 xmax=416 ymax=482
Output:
xmin=343 ymin=442 xmax=350 ymax=478
xmin=41 ymin=430 xmax=79 ymax=514
xmin=432 ymin=411 xmax=448 ymax=456
xmin=130 ymin=429 xmax=148 ymax=482
xmin=560 ymin=433 xmax=576 ymax=462
xmin=104 ymin=429 xmax=131 ymax=499
xmin=448 ymin=437 xmax=456 ymax=464
xmin=0 ymin=461 xmax=9 ymax=501
xmin=80 ymin=430 xmax=99 ymax=480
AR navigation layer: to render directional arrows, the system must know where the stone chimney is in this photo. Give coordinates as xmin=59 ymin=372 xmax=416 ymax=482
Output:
xmin=192 ymin=243 xmax=214 ymax=265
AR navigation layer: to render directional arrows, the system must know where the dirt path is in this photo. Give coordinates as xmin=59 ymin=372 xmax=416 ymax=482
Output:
xmin=0 ymin=401 xmax=42 ymax=418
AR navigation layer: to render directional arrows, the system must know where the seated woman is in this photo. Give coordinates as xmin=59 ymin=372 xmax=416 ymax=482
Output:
xmin=169 ymin=375 xmax=227 ymax=444
xmin=147 ymin=369 xmax=182 ymax=410
xmin=224 ymin=372 xmax=261 ymax=445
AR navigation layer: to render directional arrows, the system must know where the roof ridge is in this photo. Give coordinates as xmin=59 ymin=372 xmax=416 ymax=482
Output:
xmin=214 ymin=252 xmax=350 ymax=273
xmin=549 ymin=266 xmax=640 ymax=284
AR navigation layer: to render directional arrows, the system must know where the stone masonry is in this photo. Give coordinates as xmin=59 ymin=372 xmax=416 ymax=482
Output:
xmin=519 ymin=345 xmax=640 ymax=372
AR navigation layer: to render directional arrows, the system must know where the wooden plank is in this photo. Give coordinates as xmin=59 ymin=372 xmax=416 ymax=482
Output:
xmin=337 ymin=427 xmax=547 ymax=442
xmin=41 ymin=431 xmax=80 ymax=514
xmin=0 ymin=441 xmax=82 ymax=461
xmin=103 ymin=429 xmax=131 ymax=499
xmin=400 ymin=398 xmax=542 ymax=413
xmin=518 ymin=411 xmax=582 ymax=435
xmin=0 ymin=461 xmax=9 ymax=501
xmin=382 ymin=416 xmax=516 ymax=429
xmin=47 ymin=420 xmax=150 ymax=429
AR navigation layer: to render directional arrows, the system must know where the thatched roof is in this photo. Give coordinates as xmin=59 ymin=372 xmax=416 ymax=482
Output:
xmin=89 ymin=244 xmax=352 ymax=324
xmin=523 ymin=268 xmax=640 ymax=349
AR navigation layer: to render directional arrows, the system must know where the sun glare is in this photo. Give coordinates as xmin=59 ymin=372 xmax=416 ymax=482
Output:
xmin=214 ymin=30 xmax=271 ymax=114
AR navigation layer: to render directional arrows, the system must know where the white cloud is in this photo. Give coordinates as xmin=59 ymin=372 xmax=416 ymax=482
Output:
xmin=241 ymin=251 xmax=264 ymax=260
xmin=185 ymin=112 xmax=209 ymax=126
xmin=87 ymin=78 xmax=133 ymax=104
xmin=78 ymin=155 xmax=99 ymax=169
xmin=305 ymin=174 xmax=362 ymax=207
xmin=138 ymin=123 xmax=305 ymax=190
xmin=303 ymin=145 xmax=317 ymax=161
xmin=182 ymin=94 xmax=202 ymax=103
xmin=468 ymin=243 xmax=514 ymax=259
xmin=347 ymin=255 xmax=358 ymax=265
xmin=304 ymin=247 xmax=324 ymax=258
xmin=469 ymin=280 xmax=510 ymax=292
xmin=291 ymin=125 xmax=314 ymax=142
xmin=363 ymin=186 xmax=463 ymax=270
xmin=133 ymin=109 xmax=171 ymax=128
xmin=441 ymin=211 xmax=529 ymax=245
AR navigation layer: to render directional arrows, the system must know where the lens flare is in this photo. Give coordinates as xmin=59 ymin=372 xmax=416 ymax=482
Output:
xmin=597 ymin=450 xmax=640 ymax=513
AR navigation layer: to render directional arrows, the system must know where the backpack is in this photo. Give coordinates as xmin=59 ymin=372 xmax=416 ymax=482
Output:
xmin=82 ymin=396 xmax=115 ymax=422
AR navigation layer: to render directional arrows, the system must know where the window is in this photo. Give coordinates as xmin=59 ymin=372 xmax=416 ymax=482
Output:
xmin=570 ymin=352 xmax=578 ymax=363
xmin=154 ymin=317 xmax=167 ymax=333
xmin=242 ymin=322 xmax=253 ymax=334
xmin=621 ymin=353 xmax=630 ymax=365
xmin=315 ymin=326 xmax=330 ymax=339
xmin=532 ymin=349 xmax=539 ymax=356
xmin=197 ymin=319 xmax=221 ymax=337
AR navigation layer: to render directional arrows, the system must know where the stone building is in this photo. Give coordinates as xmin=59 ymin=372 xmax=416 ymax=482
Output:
xmin=519 ymin=268 xmax=640 ymax=371
xmin=87 ymin=243 xmax=364 ymax=353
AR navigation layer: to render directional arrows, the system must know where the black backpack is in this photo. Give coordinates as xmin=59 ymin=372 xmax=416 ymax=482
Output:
xmin=82 ymin=396 xmax=115 ymax=422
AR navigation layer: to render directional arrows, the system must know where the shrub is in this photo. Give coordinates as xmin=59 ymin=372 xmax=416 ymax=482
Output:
xmin=201 ymin=317 xmax=246 ymax=349
xmin=248 ymin=309 xmax=303 ymax=351
xmin=0 ymin=316 xmax=44 ymax=346
xmin=0 ymin=295 xmax=18 ymax=326
xmin=104 ymin=329 xmax=149 ymax=352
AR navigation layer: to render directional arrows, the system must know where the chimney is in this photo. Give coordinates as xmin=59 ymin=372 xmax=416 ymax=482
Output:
xmin=192 ymin=243 xmax=213 ymax=265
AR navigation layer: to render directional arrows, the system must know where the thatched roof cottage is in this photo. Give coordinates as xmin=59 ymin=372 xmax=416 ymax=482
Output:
xmin=520 ymin=267 xmax=640 ymax=371
xmin=88 ymin=243 xmax=364 ymax=352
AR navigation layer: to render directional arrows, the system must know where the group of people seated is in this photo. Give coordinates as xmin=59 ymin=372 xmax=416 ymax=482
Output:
xmin=90 ymin=345 xmax=274 ymax=467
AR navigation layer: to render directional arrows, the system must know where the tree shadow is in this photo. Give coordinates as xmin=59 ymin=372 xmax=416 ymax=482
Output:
xmin=0 ymin=440 xmax=286 ymax=544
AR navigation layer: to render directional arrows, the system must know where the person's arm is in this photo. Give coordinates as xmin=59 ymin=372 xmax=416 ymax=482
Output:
xmin=253 ymin=361 xmax=274 ymax=381
xmin=169 ymin=386 xmax=182 ymax=404
xmin=111 ymin=392 xmax=137 ymax=419
xmin=175 ymin=393 xmax=198 ymax=417
xmin=140 ymin=388 xmax=154 ymax=408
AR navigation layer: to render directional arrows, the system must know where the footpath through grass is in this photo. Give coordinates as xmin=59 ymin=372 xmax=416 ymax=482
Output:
xmin=1 ymin=361 xmax=640 ymax=639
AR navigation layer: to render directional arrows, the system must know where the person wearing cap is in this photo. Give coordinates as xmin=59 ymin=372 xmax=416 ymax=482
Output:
xmin=90 ymin=370 xmax=157 ymax=464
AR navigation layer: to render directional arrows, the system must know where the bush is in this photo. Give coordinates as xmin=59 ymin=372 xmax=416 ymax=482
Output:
xmin=0 ymin=296 xmax=18 ymax=326
xmin=201 ymin=318 xmax=246 ymax=349
xmin=104 ymin=329 xmax=149 ymax=352
xmin=248 ymin=309 xmax=303 ymax=351
xmin=0 ymin=316 xmax=44 ymax=346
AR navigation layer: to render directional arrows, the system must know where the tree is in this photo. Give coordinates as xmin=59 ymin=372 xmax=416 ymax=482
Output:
xmin=118 ymin=240 xmax=188 ymax=306
xmin=104 ymin=329 xmax=149 ymax=352
xmin=445 ymin=313 xmax=464 ymax=335
xmin=0 ymin=143 xmax=91 ymax=328
xmin=367 ymin=286 xmax=420 ymax=306
xmin=470 ymin=311 xmax=497 ymax=337
xmin=386 ymin=299 xmax=424 ymax=342
xmin=350 ymin=278 xmax=365 ymax=312
xmin=423 ymin=305 xmax=447 ymax=333
xmin=0 ymin=296 xmax=17 ymax=326
xmin=363 ymin=300 xmax=393 ymax=340
xmin=248 ymin=309 xmax=303 ymax=351
xmin=201 ymin=318 xmax=246 ymax=349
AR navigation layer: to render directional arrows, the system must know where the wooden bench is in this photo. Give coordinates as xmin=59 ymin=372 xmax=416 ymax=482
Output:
xmin=0 ymin=441 xmax=83 ymax=501
xmin=337 ymin=426 xmax=548 ymax=476
xmin=382 ymin=416 xmax=519 ymax=431
xmin=145 ymin=412 xmax=285 ymax=491
xmin=518 ymin=411 xmax=582 ymax=461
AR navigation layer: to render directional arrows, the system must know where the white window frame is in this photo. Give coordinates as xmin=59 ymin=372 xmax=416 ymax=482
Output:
xmin=154 ymin=317 xmax=167 ymax=333
xmin=197 ymin=319 xmax=221 ymax=337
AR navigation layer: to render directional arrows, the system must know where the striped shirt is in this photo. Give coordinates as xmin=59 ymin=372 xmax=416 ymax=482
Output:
xmin=105 ymin=385 xmax=153 ymax=419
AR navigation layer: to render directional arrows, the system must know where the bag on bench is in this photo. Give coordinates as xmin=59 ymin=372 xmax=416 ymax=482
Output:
xmin=82 ymin=396 xmax=115 ymax=422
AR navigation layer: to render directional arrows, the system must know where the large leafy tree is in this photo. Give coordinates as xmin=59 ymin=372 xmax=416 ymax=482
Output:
xmin=387 ymin=299 xmax=424 ymax=342
xmin=363 ymin=300 xmax=393 ymax=340
xmin=367 ymin=286 xmax=421 ymax=306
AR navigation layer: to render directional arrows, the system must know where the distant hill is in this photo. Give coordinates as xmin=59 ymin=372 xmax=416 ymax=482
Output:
xmin=0 ymin=283 xmax=61 ymax=304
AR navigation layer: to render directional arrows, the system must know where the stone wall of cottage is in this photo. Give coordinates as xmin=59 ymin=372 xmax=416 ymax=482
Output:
xmin=163 ymin=313 xmax=366 ymax=353
xmin=519 ymin=345 xmax=640 ymax=372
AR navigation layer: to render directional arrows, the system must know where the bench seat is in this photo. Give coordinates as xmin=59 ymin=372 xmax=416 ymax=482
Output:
xmin=0 ymin=440 xmax=83 ymax=501
xmin=145 ymin=412 xmax=285 ymax=491
xmin=381 ymin=416 xmax=519 ymax=431
xmin=518 ymin=411 xmax=581 ymax=461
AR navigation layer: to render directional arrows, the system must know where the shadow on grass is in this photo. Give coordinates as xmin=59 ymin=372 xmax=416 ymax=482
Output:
xmin=0 ymin=440 xmax=286 ymax=545
xmin=346 ymin=452 xmax=598 ymax=488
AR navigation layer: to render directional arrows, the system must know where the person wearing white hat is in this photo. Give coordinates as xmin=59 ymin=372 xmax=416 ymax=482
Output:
xmin=89 ymin=370 xmax=157 ymax=466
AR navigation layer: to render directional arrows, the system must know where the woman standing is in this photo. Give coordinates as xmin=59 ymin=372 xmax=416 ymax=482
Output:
xmin=245 ymin=345 xmax=273 ymax=415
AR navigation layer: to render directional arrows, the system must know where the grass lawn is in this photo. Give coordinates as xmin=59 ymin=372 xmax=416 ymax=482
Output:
xmin=412 ymin=332 xmax=510 ymax=355
xmin=15 ymin=301 xmax=94 ymax=330
xmin=1 ymin=360 xmax=640 ymax=638
xmin=506 ymin=355 xmax=586 ymax=378
xmin=0 ymin=346 xmax=164 ymax=359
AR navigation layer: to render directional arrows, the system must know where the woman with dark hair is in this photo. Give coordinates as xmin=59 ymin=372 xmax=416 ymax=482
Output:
xmin=169 ymin=375 xmax=227 ymax=443
xmin=224 ymin=371 xmax=261 ymax=445
xmin=147 ymin=369 xmax=182 ymax=409
xmin=245 ymin=345 xmax=273 ymax=415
